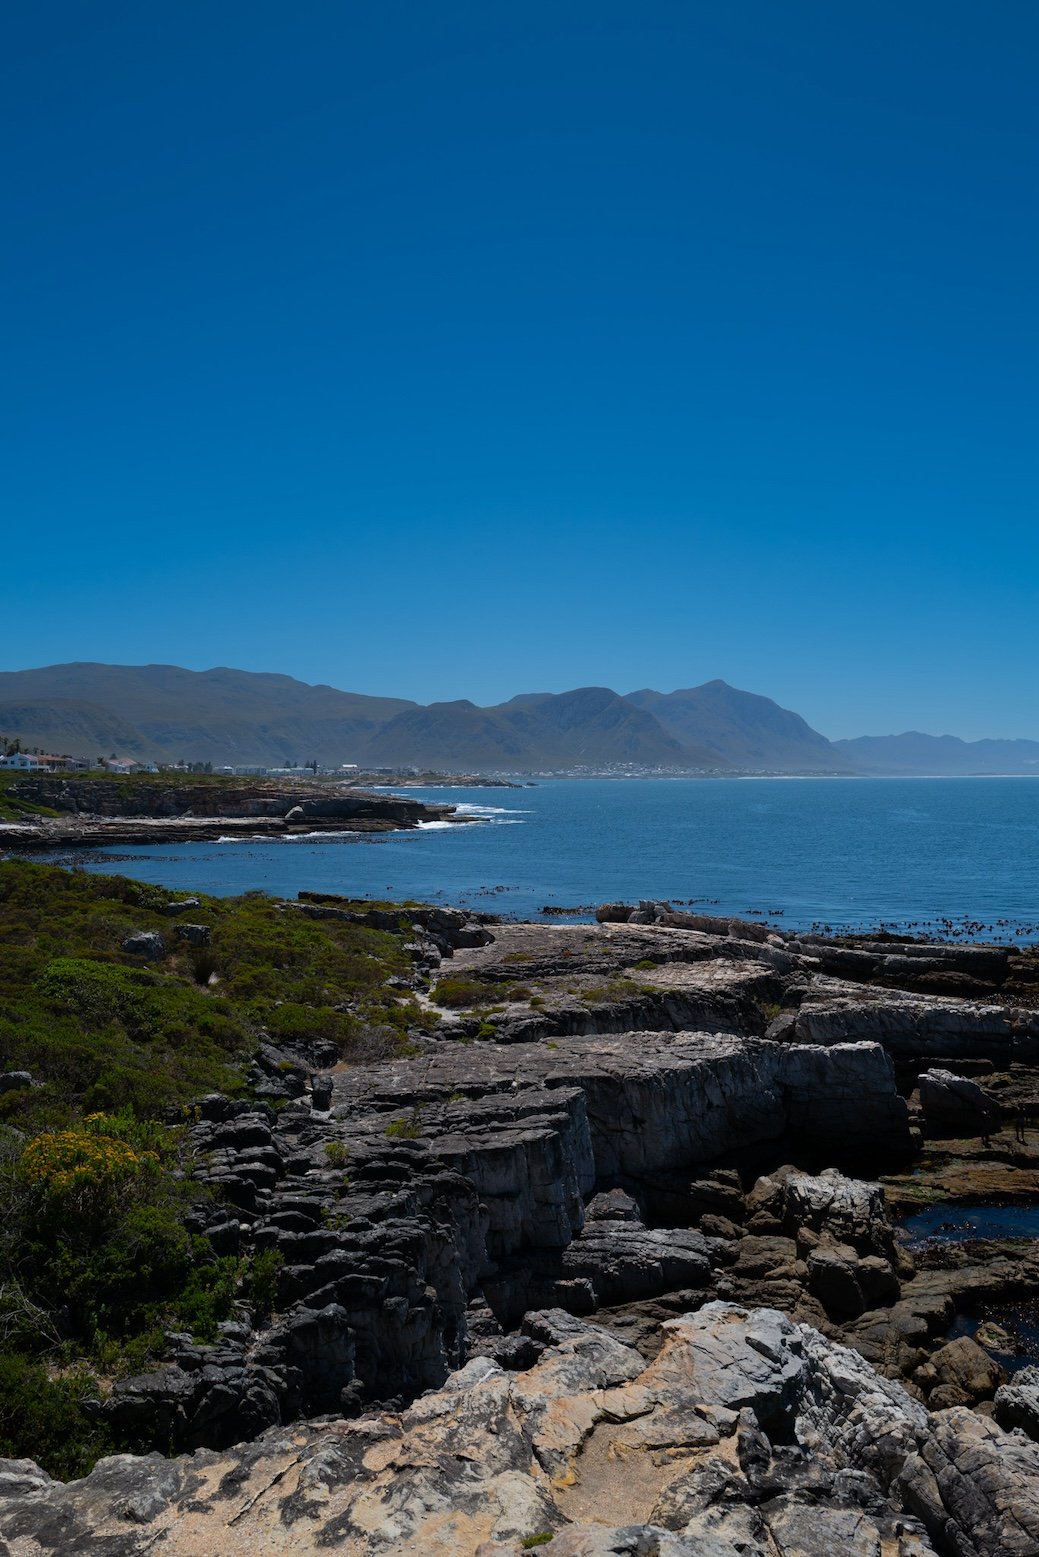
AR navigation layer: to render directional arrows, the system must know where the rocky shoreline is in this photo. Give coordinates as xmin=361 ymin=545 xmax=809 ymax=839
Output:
xmin=5 ymin=899 xmax=1039 ymax=1553
xmin=0 ymin=775 xmax=459 ymax=850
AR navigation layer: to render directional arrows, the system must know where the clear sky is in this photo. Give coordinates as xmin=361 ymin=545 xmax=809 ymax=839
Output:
xmin=3 ymin=2 xmax=1036 ymax=739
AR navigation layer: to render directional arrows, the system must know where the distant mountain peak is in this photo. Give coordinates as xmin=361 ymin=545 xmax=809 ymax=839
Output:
xmin=626 ymin=681 xmax=848 ymax=772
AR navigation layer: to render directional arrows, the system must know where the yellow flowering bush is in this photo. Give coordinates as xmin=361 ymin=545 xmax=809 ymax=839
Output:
xmin=20 ymin=1129 xmax=157 ymax=1199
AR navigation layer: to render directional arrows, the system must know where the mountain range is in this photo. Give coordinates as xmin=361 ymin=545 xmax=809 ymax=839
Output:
xmin=1 ymin=663 xmax=1037 ymax=776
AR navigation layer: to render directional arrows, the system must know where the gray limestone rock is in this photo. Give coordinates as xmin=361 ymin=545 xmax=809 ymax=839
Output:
xmin=793 ymin=978 xmax=1024 ymax=1064
xmin=121 ymin=929 xmax=166 ymax=957
xmin=994 ymin=1364 xmax=1039 ymax=1440
xmin=8 ymin=1304 xmax=1009 ymax=1555
xmin=175 ymin=921 xmax=211 ymax=946
xmin=0 ymin=1070 xmax=33 ymax=1093
xmin=918 ymin=1068 xmax=996 ymax=1131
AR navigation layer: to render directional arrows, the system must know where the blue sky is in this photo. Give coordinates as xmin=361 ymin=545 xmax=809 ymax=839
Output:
xmin=3 ymin=2 xmax=1036 ymax=739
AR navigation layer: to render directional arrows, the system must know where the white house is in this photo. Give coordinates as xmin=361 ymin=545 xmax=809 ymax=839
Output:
xmin=99 ymin=757 xmax=158 ymax=775
xmin=1 ymin=753 xmax=50 ymax=771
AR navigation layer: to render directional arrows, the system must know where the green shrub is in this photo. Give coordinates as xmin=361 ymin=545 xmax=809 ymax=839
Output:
xmin=385 ymin=1113 xmax=422 ymax=1139
xmin=502 ymin=983 xmax=532 ymax=1001
xmin=578 ymin=977 xmax=641 ymax=1006
xmin=0 ymin=1354 xmax=111 ymax=1480
xmin=431 ymin=976 xmax=490 ymax=1009
xmin=173 ymin=1250 xmax=242 ymax=1341
xmin=242 ymin=1248 xmax=283 ymax=1319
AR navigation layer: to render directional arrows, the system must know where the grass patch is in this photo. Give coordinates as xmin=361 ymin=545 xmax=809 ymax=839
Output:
xmin=578 ymin=977 xmax=643 ymax=1006
xmin=431 ymin=974 xmax=494 ymax=1010
xmin=0 ymin=777 xmax=61 ymax=822
xmin=385 ymin=1112 xmax=423 ymax=1139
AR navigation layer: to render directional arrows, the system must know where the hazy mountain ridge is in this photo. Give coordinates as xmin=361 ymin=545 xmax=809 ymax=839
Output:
xmin=2 ymin=663 xmax=1033 ymax=774
xmin=833 ymin=731 xmax=1039 ymax=775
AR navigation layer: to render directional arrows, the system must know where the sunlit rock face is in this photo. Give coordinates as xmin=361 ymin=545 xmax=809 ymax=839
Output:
xmin=4 ymin=1303 xmax=1038 ymax=1556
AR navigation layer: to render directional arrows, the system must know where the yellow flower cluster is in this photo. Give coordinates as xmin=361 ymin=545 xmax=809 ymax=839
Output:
xmin=21 ymin=1129 xmax=154 ymax=1196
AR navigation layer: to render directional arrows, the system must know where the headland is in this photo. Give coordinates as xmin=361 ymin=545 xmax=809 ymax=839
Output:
xmin=0 ymin=773 xmax=460 ymax=850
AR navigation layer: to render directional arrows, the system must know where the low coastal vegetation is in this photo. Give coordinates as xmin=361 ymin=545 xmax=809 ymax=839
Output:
xmin=0 ymin=771 xmax=60 ymax=821
xmin=0 ymin=858 xmax=430 ymax=1475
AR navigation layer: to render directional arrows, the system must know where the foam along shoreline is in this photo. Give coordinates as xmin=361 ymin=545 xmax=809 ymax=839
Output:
xmin=0 ymin=799 xmax=467 ymax=853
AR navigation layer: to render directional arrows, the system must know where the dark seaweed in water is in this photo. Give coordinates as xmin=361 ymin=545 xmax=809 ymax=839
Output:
xmin=949 ymin=1303 xmax=1039 ymax=1375
xmin=899 ymin=1200 xmax=1039 ymax=1372
xmin=899 ymin=1201 xmax=1039 ymax=1247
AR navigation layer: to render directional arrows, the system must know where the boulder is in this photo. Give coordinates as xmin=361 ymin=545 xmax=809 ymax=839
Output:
xmin=584 ymin=1188 xmax=642 ymax=1222
xmin=310 ymin=1074 xmax=333 ymax=1111
xmin=918 ymin=1068 xmax=997 ymax=1132
xmin=995 ymin=1365 xmax=1039 ymax=1441
xmin=175 ymin=922 xmax=211 ymax=947
xmin=121 ymin=930 xmax=166 ymax=958
xmin=562 ymin=1219 xmax=712 ymax=1306
xmin=0 ymin=1071 xmax=33 ymax=1094
xmin=927 ymin=1335 xmax=1006 ymax=1407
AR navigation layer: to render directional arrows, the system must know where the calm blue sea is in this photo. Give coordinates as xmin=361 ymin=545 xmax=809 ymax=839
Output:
xmin=39 ymin=777 xmax=1039 ymax=941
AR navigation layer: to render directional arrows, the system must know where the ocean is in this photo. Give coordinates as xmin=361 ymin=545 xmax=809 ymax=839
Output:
xmin=41 ymin=776 xmax=1039 ymax=942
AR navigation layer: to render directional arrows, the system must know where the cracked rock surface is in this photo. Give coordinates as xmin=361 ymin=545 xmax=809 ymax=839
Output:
xmin=3 ymin=1303 xmax=1037 ymax=1556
